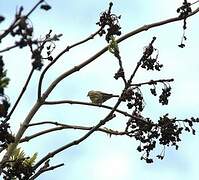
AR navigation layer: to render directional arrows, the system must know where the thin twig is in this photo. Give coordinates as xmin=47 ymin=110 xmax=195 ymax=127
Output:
xmin=116 ymin=7 xmax=199 ymax=44
xmin=29 ymin=163 xmax=64 ymax=180
xmin=0 ymin=44 xmax=18 ymax=53
xmin=128 ymin=37 xmax=157 ymax=86
xmin=191 ymin=0 xmax=199 ymax=5
xmin=20 ymin=123 xmax=128 ymax=143
xmin=44 ymin=100 xmax=133 ymax=117
xmin=131 ymin=78 xmax=174 ymax=87
xmin=25 ymin=0 xmax=44 ymax=18
xmin=116 ymin=54 xmax=127 ymax=85
xmin=0 ymin=35 xmax=62 ymax=54
xmin=3 ymin=67 xmax=35 ymax=123
xmin=43 ymin=100 xmax=156 ymax=124
xmin=0 ymin=14 xmax=20 ymax=42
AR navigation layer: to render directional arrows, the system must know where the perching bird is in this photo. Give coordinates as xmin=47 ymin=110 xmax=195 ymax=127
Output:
xmin=87 ymin=90 xmax=119 ymax=105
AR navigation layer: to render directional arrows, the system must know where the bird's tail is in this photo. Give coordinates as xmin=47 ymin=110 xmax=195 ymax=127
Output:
xmin=101 ymin=92 xmax=119 ymax=98
xmin=112 ymin=95 xmax=119 ymax=97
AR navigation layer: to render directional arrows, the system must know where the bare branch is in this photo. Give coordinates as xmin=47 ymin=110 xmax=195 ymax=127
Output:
xmin=0 ymin=44 xmax=18 ymax=53
xmin=44 ymin=100 xmax=133 ymax=118
xmin=25 ymin=0 xmax=45 ymax=18
xmin=191 ymin=0 xmax=199 ymax=5
xmin=29 ymin=163 xmax=64 ymax=180
xmin=131 ymin=78 xmax=174 ymax=87
xmin=116 ymin=7 xmax=199 ymax=44
xmin=3 ymin=68 xmax=35 ymax=123
xmin=20 ymin=122 xmax=128 ymax=143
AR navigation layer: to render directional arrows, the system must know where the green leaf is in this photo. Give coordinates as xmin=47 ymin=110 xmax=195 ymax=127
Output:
xmin=10 ymin=147 xmax=38 ymax=168
xmin=108 ymin=36 xmax=119 ymax=54
xmin=23 ymin=152 xmax=38 ymax=167
xmin=10 ymin=147 xmax=21 ymax=160
xmin=0 ymin=77 xmax=10 ymax=88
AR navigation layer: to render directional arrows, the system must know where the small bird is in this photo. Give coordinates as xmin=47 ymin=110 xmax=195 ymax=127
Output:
xmin=87 ymin=90 xmax=119 ymax=105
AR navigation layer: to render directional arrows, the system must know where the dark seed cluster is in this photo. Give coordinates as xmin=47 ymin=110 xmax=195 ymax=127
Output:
xmin=0 ymin=122 xmax=14 ymax=149
xmin=0 ymin=15 xmax=5 ymax=23
xmin=177 ymin=1 xmax=192 ymax=19
xmin=32 ymin=30 xmax=61 ymax=70
xmin=150 ymin=85 xmax=157 ymax=96
xmin=40 ymin=3 xmax=51 ymax=11
xmin=158 ymin=114 xmax=182 ymax=149
xmin=125 ymin=114 xmax=199 ymax=163
xmin=122 ymin=88 xmax=145 ymax=112
xmin=114 ymin=67 xmax=125 ymax=80
xmin=4 ymin=4 xmax=54 ymax=71
xmin=31 ymin=49 xmax=43 ymax=70
xmin=31 ymin=31 xmax=50 ymax=71
xmin=0 ymin=57 xmax=13 ymax=149
xmin=140 ymin=37 xmax=163 ymax=71
xmin=3 ymin=159 xmax=33 ymax=180
xmin=0 ymin=56 xmax=10 ymax=118
xmin=177 ymin=0 xmax=192 ymax=48
xmin=96 ymin=2 xmax=121 ymax=42
xmin=125 ymin=115 xmax=158 ymax=163
xmin=10 ymin=7 xmax=34 ymax=49
xmin=149 ymin=82 xmax=172 ymax=105
xmin=159 ymin=85 xmax=171 ymax=105
xmin=183 ymin=117 xmax=198 ymax=135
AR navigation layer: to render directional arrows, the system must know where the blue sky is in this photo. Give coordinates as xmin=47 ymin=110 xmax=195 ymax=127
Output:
xmin=0 ymin=0 xmax=199 ymax=179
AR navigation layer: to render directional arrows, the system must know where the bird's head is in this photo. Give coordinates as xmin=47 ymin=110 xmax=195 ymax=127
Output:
xmin=87 ymin=90 xmax=94 ymax=97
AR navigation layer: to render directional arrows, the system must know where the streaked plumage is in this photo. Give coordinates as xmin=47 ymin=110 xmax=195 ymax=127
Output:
xmin=87 ymin=90 xmax=119 ymax=105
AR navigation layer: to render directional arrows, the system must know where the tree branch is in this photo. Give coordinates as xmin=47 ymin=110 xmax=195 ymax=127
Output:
xmin=20 ymin=122 xmax=128 ymax=143
xmin=44 ymin=100 xmax=133 ymax=118
xmin=4 ymin=68 xmax=35 ymax=123
xmin=0 ymin=44 xmax=18 ymax=53
xmin=192 ymin=0 xmax=199 ymax=5
xmin=29 ymin=163 xmax=64 ymax=180
xmin=116 ymin=7 xmax=199 ymax=44
xmin=131 ymin=78 xmax=174 ymax=87
xmin=25 ymin=0 xmax=44 ymax=18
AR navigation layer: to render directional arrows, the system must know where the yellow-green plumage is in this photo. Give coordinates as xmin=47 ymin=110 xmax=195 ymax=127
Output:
xmin=87 ymin=90 xmax=119 ymax=105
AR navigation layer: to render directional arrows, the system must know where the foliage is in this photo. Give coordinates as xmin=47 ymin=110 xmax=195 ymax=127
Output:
xmin=3 ymin=147 xmax=37 ymax=180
